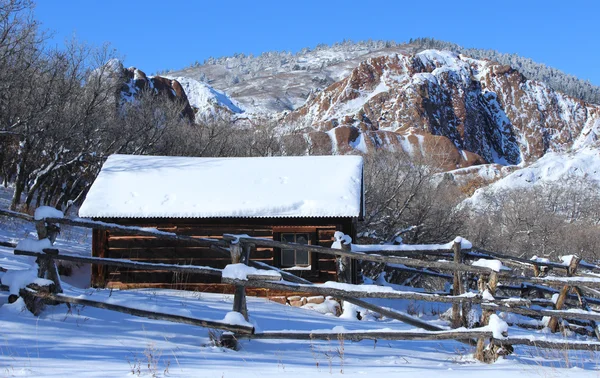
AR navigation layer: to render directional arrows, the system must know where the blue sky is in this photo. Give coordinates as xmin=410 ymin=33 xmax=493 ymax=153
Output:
xmin=35 ymin=0 xmax=599 ymax=85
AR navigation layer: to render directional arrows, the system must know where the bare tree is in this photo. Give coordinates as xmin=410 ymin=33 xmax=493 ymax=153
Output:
xmin=360 ymin=150 xmax=466 ymax=244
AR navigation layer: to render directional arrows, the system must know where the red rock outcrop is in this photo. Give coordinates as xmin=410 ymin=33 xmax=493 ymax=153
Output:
xmin=120 ymin=66 xmax=195 ymax=122
xmin=286 ymin=50 xmax=600 ymax=168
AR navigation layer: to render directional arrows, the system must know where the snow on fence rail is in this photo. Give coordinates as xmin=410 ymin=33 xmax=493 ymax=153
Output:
xmin=4 ymin=208 xmax=600 ymax=362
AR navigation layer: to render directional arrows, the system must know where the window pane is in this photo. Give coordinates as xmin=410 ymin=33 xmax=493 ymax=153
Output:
xmin=296 ymin=250 xmax=309 ymax=266
xmin=282 ymin=249 xmax=295 ymax=267
xmin=282 ymin=234 xmax=295 ymax=243
xmin=296 ymin=234 xmax=309 ymax=245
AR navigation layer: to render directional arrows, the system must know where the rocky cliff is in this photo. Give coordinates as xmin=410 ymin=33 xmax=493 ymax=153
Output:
xmin=285 ymin=50 xmax=600 ymax=169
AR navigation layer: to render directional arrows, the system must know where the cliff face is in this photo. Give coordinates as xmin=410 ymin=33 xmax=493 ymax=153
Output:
xmin=116 ymin=63 xmax=196 ymax=122
xmin=286 ymin=50 xmax=600 ymax=169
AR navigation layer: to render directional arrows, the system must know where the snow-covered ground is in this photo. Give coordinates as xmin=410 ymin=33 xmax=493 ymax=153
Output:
xmin=2 ymin=187 xmax=600 ymax=377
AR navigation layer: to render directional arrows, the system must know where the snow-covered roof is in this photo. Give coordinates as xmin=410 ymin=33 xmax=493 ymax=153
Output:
xmin=79 ymin=154 xmax=364 ymax=219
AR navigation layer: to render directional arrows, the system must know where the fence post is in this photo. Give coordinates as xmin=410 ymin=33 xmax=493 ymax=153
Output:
xmin=42 ymin=249 xmax=63 ymax=294
xmin=548 ymin=257 xmax=580 ymax=333
xmin=475 ymin=272 xmax=498 ymax=362
xmin=548 ymin=285 xmax=570 ymax=333
xmin=230 ymin=241 xmax=249 ymax=321
xmin=451 ymin=238 xmax=463 ymax=328
xmin=337 ymin=242 xmax=352 ymax=284
xmin=35 ymin=218 xmax=62 ymax=294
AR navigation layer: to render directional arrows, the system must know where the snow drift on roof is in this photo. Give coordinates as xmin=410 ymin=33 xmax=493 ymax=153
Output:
xmin=79 ymin=154 xmax=363 ymax=218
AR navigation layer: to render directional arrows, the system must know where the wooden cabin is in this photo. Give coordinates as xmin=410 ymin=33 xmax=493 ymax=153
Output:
xmin=79 ymin=154 xmax=364 ymax=292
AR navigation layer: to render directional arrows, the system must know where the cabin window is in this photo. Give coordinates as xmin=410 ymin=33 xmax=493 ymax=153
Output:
xmin=281 ymin=233 xmax=310 ymax=267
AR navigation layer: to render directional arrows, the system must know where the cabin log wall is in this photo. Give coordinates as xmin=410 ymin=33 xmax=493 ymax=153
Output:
xmin=92 ymin=217 xmax=355 ymax=291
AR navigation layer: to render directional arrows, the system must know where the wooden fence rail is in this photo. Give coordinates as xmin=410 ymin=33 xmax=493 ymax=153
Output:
xmin=4 ymin=208 xmax=600 ymax=363
xmin=14 ymin=249 xmax=223 ymax=276
xmin=29 ymin=290 xmax=254 ymax=334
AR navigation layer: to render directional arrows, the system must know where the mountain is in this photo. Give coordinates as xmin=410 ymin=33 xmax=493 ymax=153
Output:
xmin=159 ymin=42 xmax=600 ymax=175
xmin=286 ymin=50 xmax=600 ymax=168
xmin=168 ymin=41 xmax=413 ymax=114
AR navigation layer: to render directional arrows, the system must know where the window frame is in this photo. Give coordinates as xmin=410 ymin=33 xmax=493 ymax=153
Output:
xmin=279 ymin=232 xmax=312 ymax=268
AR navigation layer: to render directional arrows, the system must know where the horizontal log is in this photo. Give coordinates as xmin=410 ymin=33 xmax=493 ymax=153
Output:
xmin=481 ymin=303 xmax=600 ymax=322
xmin=174 ymin=228 xmax=272 ymax=237
xmin=498 ymin=284 xmax=600 ymax=307
xmin=223 ymin=277 xmax=531 ymax=305
xmin=108 ymin=270 xmax=222 ymax=284
xmin=108 ymin=247 xmax=274 ymax=260
xmin=0 ymin=240 xmax=17 ymax=248
xmin=233 ymin=236 xmax=503 ymax=275
xmin=228 ymin=329 xmax=492 ymax=342
xmin=384 ymin=264 xmax=455 ymax=281
xmin=250 ymin=261 xmax=313 ymax=285
xmin=14 ymin=249 xmax=222 ymax=276
xmin=0 ymin=208 xmax=34 ymax=222
xmin=246 ymin=274 xmax=283 ymax=281
xmin=526 ymin=276 xmax=600 ymax=289
xmin=469 ymin=249 xmax=568 ymax=270
xmin=241 ymin=260 xmax=473 ymax=344
xmin=493 ymin=338 xmax=600 ymax=351
xmin=362 ymin=250 xmax=454 ymax=258
xmin=31 ymin=291 xmax=254 ymax=334
xmin=44 ymin=217 xmax=228 ymax=249
xmin=342 ymin=298 xmax=444 ymax=331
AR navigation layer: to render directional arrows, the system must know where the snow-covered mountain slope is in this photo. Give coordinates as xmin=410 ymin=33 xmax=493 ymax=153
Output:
xmin=165 ymin=76 xmax=244 ymax=122
xmin=168 ymin=43 xmax=413 ymax=114
xmin=286 ymin=50 xmax=600 ymax=166
xmin=464 ymin=147 xmax=600 ymax=206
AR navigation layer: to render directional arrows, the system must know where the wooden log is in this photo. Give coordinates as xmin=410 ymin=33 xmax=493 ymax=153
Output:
xmin=245 ymin=261 xmax=476 ymax=344
xmin=0 ymin=240 xmax=17 ymax=248
xmin=361 ymin=250 xmax=454 ymax=258
xmin=30 ymin=291 xmax=254 ymax=334
xmin=336 ymin=241 xmax=352 ymax=284
xmin=492 ymin=338 xmax=600 ymax=351
xmin=452 ymin=239 xmax=463 ymax=328
xmin=227 ymin=329 xmax=492 ymax=342
xmin=384 ymin=264 xmax=456 ymax=281
xmin=475 ymin=272 xmax=499 ymax=363
xmin=251 ymin=261 xmax=313 ymax=285
xmin=571 ymin=286 xmax=600 ymax=340
xmin=43 ymin=216 xmax=228 ymax=249
xmin=43 ymin=249 xmax=63 ymax=294
xmin=0 ymin=208 xmax=34 ymax=222
xmin=547 ymin=256 xmax=581 ymax=334
xmin=246 ymin=274 xmax=282 ymax=281
xmin=500 ymin=283 xmax=600 ymax=307
xmin=234 ymin=236 xmax=499 ymax=275
xmin=480 ymin=303 xmax=600 ymax=323
xmin=520 ymin=276 xmax=600 ymax=289
xmin=14 ymin=249 xmax=223 ymax=276
xmin=230 ymin=242 xmax=249 ymax=321
xmin=339 ymin=298 xmax=475 ymax=345
xmin=567 ymin=256 xmax=582 ymax=277
xmin=469 ymin=249 xmax=568 ymax=271
xmin=548 ymin=285 xmax=571 ymax=332
xmin=222 ymin=277 xmax=531 ymax=306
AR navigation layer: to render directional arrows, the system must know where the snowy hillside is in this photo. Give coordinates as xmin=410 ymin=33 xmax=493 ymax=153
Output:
xmin=465 ymin=147 xmax=600 ymax=207
xmin=163 ymin=46 xmax=600 ymax=174
xmin=168 ymin=42 xmax=413 ymax=114
xmin=166 ymin=76 xmax=244 ymax=122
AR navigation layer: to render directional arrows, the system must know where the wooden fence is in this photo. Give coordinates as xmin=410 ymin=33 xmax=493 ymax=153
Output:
xmin=3 ymin=208 xmax=600 ymax=363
